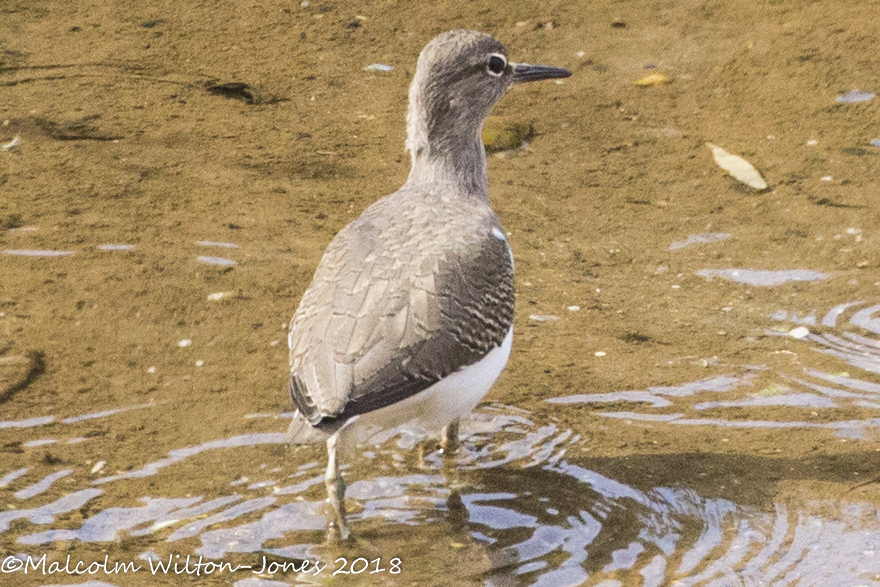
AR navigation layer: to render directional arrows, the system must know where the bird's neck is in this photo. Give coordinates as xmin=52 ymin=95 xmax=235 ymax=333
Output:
xmin=405 ymin=130 xmax=489 ymax=199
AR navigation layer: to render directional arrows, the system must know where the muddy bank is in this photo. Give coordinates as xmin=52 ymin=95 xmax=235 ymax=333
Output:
xmin=4 ymin=0 xmax=880 ymax=584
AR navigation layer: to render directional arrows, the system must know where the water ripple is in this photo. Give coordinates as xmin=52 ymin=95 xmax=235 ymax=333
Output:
xmin=94 ymin=433 xmax=285 ymax=484
xmin=0 ymin=488 xmax=103 ymax=533
xmin=14 ymin=469 xmax=73 ymax=499
xmin=697 ymin=268 xmax=828 ymax=287
xmin=669 ymin=232 xmax=732 ymax=251
xmin=1 ymin=402 xmax=879 ymax=584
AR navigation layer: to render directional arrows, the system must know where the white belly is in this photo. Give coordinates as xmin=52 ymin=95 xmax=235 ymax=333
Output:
xmin=336 ymin=327 xmax=513 ymax=456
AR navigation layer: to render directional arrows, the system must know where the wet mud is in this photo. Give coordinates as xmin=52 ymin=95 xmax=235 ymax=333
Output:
xmin=4 ymin=0 xmax=880 ymax=585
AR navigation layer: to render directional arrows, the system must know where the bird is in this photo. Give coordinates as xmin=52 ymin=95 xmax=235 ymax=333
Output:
xmin=286 ymin=29 xmax=570 ymax=539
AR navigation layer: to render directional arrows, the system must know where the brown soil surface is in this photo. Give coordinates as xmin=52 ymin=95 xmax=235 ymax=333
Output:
xmin=4 ymin=0 xmax=880 ymax=584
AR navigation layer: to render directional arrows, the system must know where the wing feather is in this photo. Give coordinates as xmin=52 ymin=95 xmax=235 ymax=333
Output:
xmin=288 ymin=190 xmax=514 ymax=430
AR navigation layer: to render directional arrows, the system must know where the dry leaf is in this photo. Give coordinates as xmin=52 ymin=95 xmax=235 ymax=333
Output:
xmin=633 ymin=73 xmax=668 ymax=86
xmin=705 ymin=143 xmax=768 ymax=190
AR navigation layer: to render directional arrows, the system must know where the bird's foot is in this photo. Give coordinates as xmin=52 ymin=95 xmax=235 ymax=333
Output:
xmin=325 ymin=475 xmax=350 ymax=541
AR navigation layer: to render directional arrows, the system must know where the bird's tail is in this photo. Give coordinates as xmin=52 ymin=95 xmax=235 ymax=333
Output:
xmin=285 ymin=411 xmax=331 ymax=445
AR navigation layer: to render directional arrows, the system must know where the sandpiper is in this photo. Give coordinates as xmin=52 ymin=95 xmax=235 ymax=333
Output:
xmin=286 ymin=29 xmax=570 ymax=539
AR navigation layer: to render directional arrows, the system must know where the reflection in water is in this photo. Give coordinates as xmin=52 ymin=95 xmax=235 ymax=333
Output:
xmin=22 ymin=438 xmax=57 ymax=448
xmin=196 ymin=240 xmax=240 ymax=249
xmin=0 ymin=403 xmax=154 ymax=432
xmin=811 ymin=331 xmax=880 ymax=374
xmin=0 ymin=402 xmax=879 ymax=585
xmin=94 ymin=432 xmax=285 ymax=484
xmin=36 ymin=581 xmax=130 ymax=587
xmin=60 ymin=403 xmax=154 ymax=424
xmin=14 ymin=469 xmax=73 ymax=500
xmin=569 ymin=372 xmax=880 ymax=435
xmin=196 ymin=255 xmax=236 ymax=266
xmin=0 ymin=467 xmax=30 ymax=488
xmin=0 ymin=415 xmax=56 ymax=429
xmin=0 ymin=488 xmax=103 ymax=533
xmin=696 ymin=268 xmax=829 ymax=287
xmin=1 ymin=249 xmax=74 ymax=257
xmin=548 ymin=299 xmax=880 ymax=442
xmin=5 ymin=301 xmax=880 ymax=584
xmin=548 ymin=374 xmax=755 ymax=409
xmin=776 ymin=299 xmax=880 ymax=376
xmin=97 ymin=243 xmax=137 ymax=251
xmin=668 ymin=232 xmax=732 ymax=251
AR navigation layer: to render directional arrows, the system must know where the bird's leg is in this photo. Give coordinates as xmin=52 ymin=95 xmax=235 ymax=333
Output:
xmin=440 ymin=418 xmax=460 ymax=455
xmin=324 ymin=433 xmax=350 ymax=541
xmin=440 ymin=419 xmax=464 ymax=490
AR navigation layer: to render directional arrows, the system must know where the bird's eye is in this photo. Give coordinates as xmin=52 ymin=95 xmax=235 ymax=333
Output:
xmin=487 ymin=53 xmax=507 ymax=76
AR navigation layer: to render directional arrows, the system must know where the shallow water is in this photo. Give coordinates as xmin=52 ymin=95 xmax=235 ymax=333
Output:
xmin=3 ymin=391 xmax=880 ymax=585
xmin=5 ymin=0 xmax=880 ymax=585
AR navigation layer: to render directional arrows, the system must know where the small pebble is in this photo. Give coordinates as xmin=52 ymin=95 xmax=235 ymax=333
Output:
xmin=147 ymin=366 xmax=156 ymax=374
xmin=821 ymin=176 xmax=832 ymax=182
xmin=594 ymin=351 xmax=607 ymax=357
xmin=178 ymin=339 xmax=192 ymax=348
xmin=567 ymin=305 xmax=580 ymax=312
xmin=207 ymin=292 xmax=230 ymax=301
xmin=529 ymin=314 xmax=560 ymax=322
xmin=789 ymin=326 xmax=810 ymax=339
xmin=806 ymin=139 xmax=818 ymax=146
xmin=195 ymin=360 xmax=204 ymax=367
xmin=90 ymin=461 xmax=106 ymax=474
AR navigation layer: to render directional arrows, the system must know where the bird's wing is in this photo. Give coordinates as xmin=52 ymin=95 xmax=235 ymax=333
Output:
xmin=288 ymin=196 xmax=514 ymax=429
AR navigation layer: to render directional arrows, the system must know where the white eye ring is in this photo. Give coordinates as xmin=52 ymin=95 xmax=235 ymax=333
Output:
xmin=487 ymin=53 xmax=507 ymax=76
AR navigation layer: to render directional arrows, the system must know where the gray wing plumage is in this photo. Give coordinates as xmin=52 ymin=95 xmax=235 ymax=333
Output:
xmin=287 ymin=189 xmax=514 ymax=434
